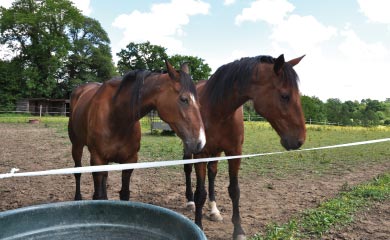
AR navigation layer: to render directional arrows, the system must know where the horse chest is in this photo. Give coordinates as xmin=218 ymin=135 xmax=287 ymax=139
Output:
xmin=88 ymin=129 xmax=140 ymax=163
xmin=204 ymin=117 xmax=244 ymax=152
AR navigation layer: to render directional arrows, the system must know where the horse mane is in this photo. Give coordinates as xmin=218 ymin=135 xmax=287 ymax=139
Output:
xmin=178 ymin=70 xmax=198 ymax=99
xmin=114 ymin=68 xmax=197 ymax=119
xmin=204 ymin=55 xmax=299 ymax=106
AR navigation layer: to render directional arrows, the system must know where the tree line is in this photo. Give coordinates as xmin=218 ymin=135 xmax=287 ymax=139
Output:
xmin=1 ymin=0 xmax=389 ymax=126
xmin=244 ymin=97 xmax=390 ymax=126
xmin=301 ymin=96 xmax=390 ymax=126
xmin=0 ymin=0 xmax=211 ymax=110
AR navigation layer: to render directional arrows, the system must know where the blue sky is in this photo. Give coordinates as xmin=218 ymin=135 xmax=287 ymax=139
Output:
xmin=1 ymin=0 xmax=390 ymax=101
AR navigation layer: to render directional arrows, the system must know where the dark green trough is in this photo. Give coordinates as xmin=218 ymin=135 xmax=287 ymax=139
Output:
xmin=0 ymin=200 xmax=207 ymax=240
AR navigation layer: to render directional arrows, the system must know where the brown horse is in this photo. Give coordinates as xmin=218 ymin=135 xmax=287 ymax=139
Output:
xmin=183 ymin=54 xmax=306 ymax=239
xmin=68 ymin=60 xmax=205 ymax=201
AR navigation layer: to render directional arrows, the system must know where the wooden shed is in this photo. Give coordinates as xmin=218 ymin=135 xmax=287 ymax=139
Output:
xmin=16 ymin=98 xmax=70 ymax=116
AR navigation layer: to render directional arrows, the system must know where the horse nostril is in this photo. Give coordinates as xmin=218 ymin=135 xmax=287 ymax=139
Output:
xmin=196 ymin=141 xmax=204 ymax=153
xmin=297 ymin=139 xmax=304 ymax=148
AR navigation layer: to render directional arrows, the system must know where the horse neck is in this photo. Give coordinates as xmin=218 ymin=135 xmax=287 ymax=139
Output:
xmin=137 ymin=74 xmax=168 ymax=116
xmin=200 ymin=86 xmax=248 ymax=119
xmin=112 ymin=74 xmax=163 ymax=122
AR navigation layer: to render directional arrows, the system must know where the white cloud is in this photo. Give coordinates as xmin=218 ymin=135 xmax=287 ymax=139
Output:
xmin=270 ymin=15 xmax=337 ymax=54
xmin=339 ymin=29 xmax=389 ymax=60
xmin=230 ymin=49 xmax=248 ymax=60
xmin=224 ymin=0 xmax=236 ymax=6
xmin=112 ymin=0 xmax=209 ymax=54
xmin=0 ymin=0 xmax=13 ymax=8
xmin=70 ymin=0 xmax=92 ymax=16
xmin=357 ymin=0 xmax=390 ymax=24
xmin=297 ymin=28 xmax=390 ymax=101
xmin=235 ymin=0 xmax=294 ymax=25
xmin=233 ymin=0 xmax=390 ymax=101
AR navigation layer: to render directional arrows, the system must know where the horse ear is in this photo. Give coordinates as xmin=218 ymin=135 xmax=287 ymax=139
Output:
xmin=180 ymin=62 xmax=190 ymax=74
xmin=273 ymin=54 xmax=285 ymax=75
xmin=288 ymin=55 xmax=305 ymax=67
xmin=165 ymin=59 xmax=179 ymax=80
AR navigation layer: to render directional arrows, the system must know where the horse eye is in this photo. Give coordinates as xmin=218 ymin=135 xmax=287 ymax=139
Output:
xmin=280 ymin=94 xmax=290 ymax=103
xmin=180 ymin=96 xmax=189 ymax=105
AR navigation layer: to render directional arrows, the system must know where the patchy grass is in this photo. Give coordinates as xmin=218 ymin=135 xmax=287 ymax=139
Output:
xmin=250 ymin=173 xmax=389 ymax=240
xmin=2 ymin=116 xmax=389 ymax=176
xmin=1 ymin=117 xmax=389 ymax=239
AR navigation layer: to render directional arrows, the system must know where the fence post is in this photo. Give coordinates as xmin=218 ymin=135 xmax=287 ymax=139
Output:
xmin=39 ymin=104 xmax=42 ymax=119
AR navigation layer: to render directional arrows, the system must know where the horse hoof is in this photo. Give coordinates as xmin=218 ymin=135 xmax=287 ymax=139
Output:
xmin=186 ymin=201 xmax=195 ymax=212
xmin=234 ymin=234 xmax=246 ymax=240
xmin=208 ymin=201 xmax=223 ymax=221
xmin=209 ymin=212 xmax=223 ymax=221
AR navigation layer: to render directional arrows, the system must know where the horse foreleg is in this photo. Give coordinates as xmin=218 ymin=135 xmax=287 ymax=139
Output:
xmin=72 ymin=144 xmax=83 ymax=200
xmin=184 ymin=163 xmax=195 ymax=211
xmin=194 ymin=162 xmax=207 ymax=229
xmin=228 ymin=158 xmax=246 ymax=240
xmin=120 ymin=169 xmax=133 ymax=200
xmin=92 ymin=171 xmax=108 ymax=200
xmin=208 ymin=160 xmax=223 ymax=221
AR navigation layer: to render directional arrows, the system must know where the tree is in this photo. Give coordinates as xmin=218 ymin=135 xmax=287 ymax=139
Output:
xmin=61 ymin=16 xmax=115 ymax=98
xmin=363 ymin=99 xmax=386 ymax=112
xmin=341 ymin=100 xmax=360 ymax=125
xmin=116 ymin=41 xmax=212 ymax=82
xmin=359 ymin=99 xmax=386 ymax=126
xmin=1 ymin=0 xmax=79 ymax=98
xmin=325 ymin=98 xmax=343 ymax=124
xmin=116 ymin=41 xmax=168 ymax=75
xmin=169 ymin=54 xmax=211 ymax=81
xmin=0 ymin=0 xmax=115 ymax=102
xmin=0 ymin=58 xmax=25 ymax=110
xmin=300 ymin=95 xmax=326 ymax=123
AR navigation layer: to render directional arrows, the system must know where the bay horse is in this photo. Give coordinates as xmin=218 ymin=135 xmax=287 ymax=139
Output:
xmin=68 ymin=60 xmax=205 ymax=201
xmin=183 ymin=54 xmax=306 ymax=239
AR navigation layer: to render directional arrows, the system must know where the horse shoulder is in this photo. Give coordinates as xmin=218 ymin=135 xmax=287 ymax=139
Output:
xmin=86 ymin=85 xmax=114 ymax=139
xmin=205 ymin=107 xmax=244 ymax=153
xmin=69 ymin=83 xmax=101 ymax=145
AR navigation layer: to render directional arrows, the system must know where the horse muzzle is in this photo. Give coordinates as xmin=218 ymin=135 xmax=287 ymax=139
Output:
xmin=184 ymin=138 xmax=206 ymax=155
xmin=280 ymin=137 xmax=304 ymax=150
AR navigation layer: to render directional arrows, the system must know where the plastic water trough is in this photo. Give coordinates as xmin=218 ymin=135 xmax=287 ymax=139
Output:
xmin=0 ymin=200 xmax=207 ymax=240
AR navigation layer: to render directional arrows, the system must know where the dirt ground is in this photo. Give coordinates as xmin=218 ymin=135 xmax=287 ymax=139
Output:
xmin=0 ymin=123 xmax=389 ymax=240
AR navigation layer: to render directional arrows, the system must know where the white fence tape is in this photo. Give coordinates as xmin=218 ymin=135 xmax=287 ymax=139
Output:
xmin=1 ymin=138 xmax=389 ymax=179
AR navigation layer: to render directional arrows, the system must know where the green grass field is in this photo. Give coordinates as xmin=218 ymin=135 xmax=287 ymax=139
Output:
xmin=1 ymin=114 xmax=389 ymax=177
xmin=1 ymin=114 xmax=389 ymax=238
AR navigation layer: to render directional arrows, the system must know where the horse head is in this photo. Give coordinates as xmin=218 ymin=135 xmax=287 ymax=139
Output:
xmin=155 ymin=60 xmax=206 ymax=154
xmin=251 ymin=54 xmax=306 ymax=150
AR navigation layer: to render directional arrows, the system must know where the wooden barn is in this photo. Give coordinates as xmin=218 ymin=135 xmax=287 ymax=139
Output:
xmin=16 ymin=98 xmax=70 ymax=116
